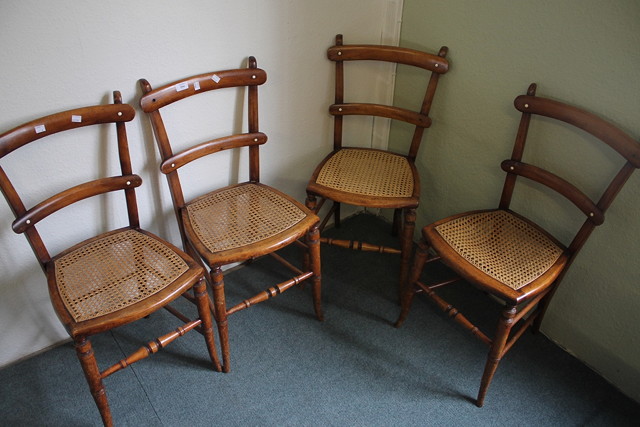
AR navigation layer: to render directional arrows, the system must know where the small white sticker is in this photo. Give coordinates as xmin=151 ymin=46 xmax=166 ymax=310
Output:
xmin=71 ymin=115 xmax=82 ymax=123
xmin=34 ymin=124 xmax=46 ymax=134
xmin=175 ymin=82 xmax=189 ymax=92
xmin=211 ymin=74 xmax=221 ymax=83
xmin=194 ymin=81 xmax=201 ymax=91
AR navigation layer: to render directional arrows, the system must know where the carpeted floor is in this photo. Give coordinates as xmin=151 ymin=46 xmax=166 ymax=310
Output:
xmin=1 ymin=213 xmax=639 ymax=426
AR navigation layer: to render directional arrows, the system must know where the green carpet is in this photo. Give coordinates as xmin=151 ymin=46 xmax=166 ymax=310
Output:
xmin=1 ymin=213 xmax=638 ymax=426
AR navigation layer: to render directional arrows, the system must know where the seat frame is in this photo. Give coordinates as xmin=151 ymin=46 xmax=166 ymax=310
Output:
xmin=0 ymin=92 xmax=220 ymax=426
xmin=306 ymin=33 xmax=449 ymax=297
xmin=139 ymin=57 xmax=323 ymax=373
xmin=395 ymin=83 xmax=640 ymax=406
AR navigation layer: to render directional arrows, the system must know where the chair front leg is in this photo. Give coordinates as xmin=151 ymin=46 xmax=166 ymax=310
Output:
xmin=193 ymin=277 xmax=222 ymax=372
xmin=477 ymin=304 xmax=517 ymax=407
xmin=303 ymin=195 xmax=317 ymax=273
xmin=307 ymin=224 xmax=324 ymax=321
xmin=75 ymin=337 xmax=112 ymax=427
xmin=210 ymin=266 xmax=231 ymax=373
xmin=395 ymin=238 xmax=428 ymax=328
xmin=399 ymin=207 xmax=416 ymax=301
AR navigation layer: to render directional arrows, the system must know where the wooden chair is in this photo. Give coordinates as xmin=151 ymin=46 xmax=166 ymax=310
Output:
xmin=0 ymin=92 xmax=221 ymax=426
xmin=139 ymin=57 xmax=323 ymax=373
xmin=306 ymin=34 xmax=449 ymax=298
xmin=395 ymin=83 xmax=640 ymax=406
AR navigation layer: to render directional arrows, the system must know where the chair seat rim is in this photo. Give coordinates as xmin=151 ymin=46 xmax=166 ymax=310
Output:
xmin=307 ymin=147 xmax=419 ymax=208
xmin=47 ymin=227 xmax=204 ymax=337
xmin=182 ymin=182 xmax=320 ymax=266
xmin=423 ymin=208 xmax=569 ymax=304
xmin=307 ymin=182 xmax=419 ymax=208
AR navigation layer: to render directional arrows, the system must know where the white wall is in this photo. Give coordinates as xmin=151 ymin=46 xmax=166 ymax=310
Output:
xmin=0 ymin=0 xmax=401 ymax=367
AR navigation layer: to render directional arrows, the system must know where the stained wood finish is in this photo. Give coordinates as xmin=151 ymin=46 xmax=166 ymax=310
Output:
xmin=306 ymin=34 xmax=449 ymax=297
xmin=329 ymin=103 xmax=432 ymax=127
xmin=0 ymin=93 xmax=221 ymax=426
xmin=139 ymin=57 xmax=324 ymax=373
xmin=396 ymin=83 xmax=640 ymax=407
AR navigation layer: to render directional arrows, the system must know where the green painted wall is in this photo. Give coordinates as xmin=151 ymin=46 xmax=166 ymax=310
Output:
xmin=391 ymin=0 xmax=640 ymax=402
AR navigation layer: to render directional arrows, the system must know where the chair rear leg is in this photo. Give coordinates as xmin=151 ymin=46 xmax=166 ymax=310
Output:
xmin=75 ymin=337 xmax=112 ymax=427
xmin=210 ymin=267 xmax=231 ymax=373
xmin=395 ymin=238 xmax=428 ymax=328
xmin=193 ymin=277 xmax=222 ymax=372
xmin=477 ymin=305 xmax=516 ymax=407
xmin=399 ymin=207 xmax=416 ymax=301
xmin=307 ymin=224 xmax=324 ymax=321
xmin=392 ymin=208 xmax=402 ymax=236
xmin=532 ymin=282 xmax=558 ymax=333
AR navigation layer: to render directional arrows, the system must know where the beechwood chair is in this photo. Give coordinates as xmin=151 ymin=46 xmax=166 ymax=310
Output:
xmin=139 ymin=57 xmax=323 ymax=373
xmin=395 ymin=83 xmax=640 ymax=407
xmin=306 ymin=34 xmax=449 ymax=298
xmin=0 ymin=92 xmax=221 ymax=426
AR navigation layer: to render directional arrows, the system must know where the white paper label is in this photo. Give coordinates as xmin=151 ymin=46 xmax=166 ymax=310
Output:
xmin=71 ymin=115 xmax=82 ymax=123
xmin=194 ymin=81 xmax=201 ymax=91
xmin=34 ymin=124 xmax=46 ymax=134
xmin=175 ymin=82 xmax=189 ymax=92
xmin=211 ymin=74 xmax=221 ymax=83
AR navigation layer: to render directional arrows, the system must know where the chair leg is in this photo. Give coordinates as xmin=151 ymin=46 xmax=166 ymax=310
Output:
xmin=193 ymin=277 xmax=223 ymax=372
xmin=307 ymin=224 xmax=324 ymax=321
xmin=303 ymin=194 xmax=318 ymax=273
xmin=395 ymin=238 xmax=428 ymax=328
xmin=334 ymin=202 xmax=341 ymax=228
xmin=476 ymin=305 xmax=517 ymax=407
xmin=392 ymin=208 xmax=402 ymax=236
xmin=210 ymin=267 xmax=231 ymax=373
xmin=305 ymin=193 xmax=318 ymax=213
xmin=75 ymin=337 xmax=112 ymax=427
xmin=399 ymin=207 xmax=416 ymax=301
xmin=532 ymin=283 xmax=558 ymax=333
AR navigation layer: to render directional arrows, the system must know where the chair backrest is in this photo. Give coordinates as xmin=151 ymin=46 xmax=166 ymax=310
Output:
xmin=329 ymin=34 xmax=449 ymax=160
xmin=499 ymin=83 xmax=640 ymax=262
xmin=138 ymin=57 xmax=267 ymax=219
xmin=0 ymin=92 xmax=139 ymax=272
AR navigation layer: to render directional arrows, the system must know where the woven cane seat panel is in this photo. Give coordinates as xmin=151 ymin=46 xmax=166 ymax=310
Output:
xmin=316 ymin=149 xmax=413 ymax=197
xmin=54 ymin=229 xmax=189 ymax=322
xmin=434 ymin=210 xmax=564 ymax=290
xmin=185 ymin=183 xmax=307 ymax=253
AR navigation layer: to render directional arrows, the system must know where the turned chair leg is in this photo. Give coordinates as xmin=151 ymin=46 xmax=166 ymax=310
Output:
xmin=307 ymin=224 xmax=324 ymax=321
xmin=398 ymin=207 xmax=416 ymax=301
xmin=477 ymin=305 xmax=516 ymax=407
xmin=303 ymin=195 xmax=318 ymax=273
xmin=75 ymin=337 xmax=112 ymax=427
xmin=193 ymin=277 xmax=222 ymax=372
xmin=395 ymin=238 xmax=428 ymax=328
xmin=210 ymin=267 xmax=231 ymax=373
